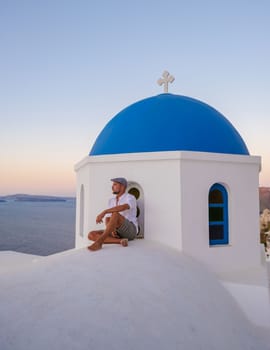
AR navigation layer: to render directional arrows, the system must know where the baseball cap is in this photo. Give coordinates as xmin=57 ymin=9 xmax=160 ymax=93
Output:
xmin=111 ymin=177 xmax=128 ymax=188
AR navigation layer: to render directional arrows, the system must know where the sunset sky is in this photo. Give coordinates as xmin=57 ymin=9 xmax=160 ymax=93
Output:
xmin=1 ymin=0 xmax=270 ymax=196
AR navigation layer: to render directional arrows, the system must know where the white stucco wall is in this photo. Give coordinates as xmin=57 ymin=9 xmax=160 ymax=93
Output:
xmin=179 ymin=152 xmax=261 ymax=273
xmin=75 ymin=152 xmax=183 ymax=250
xmin=74 ymin=151 xmax=261 ymax=274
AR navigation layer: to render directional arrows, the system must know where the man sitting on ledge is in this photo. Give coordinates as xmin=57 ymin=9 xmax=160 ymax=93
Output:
xmin=88 ymin=177 xmax=138 ymax=251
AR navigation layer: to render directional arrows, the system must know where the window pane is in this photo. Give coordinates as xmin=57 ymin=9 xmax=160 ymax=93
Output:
xmin=209 ymin=225 xmax=224 ymax=240
xmin=209 ymin=189 xmax=223 ymax=203
xmin=209 ymin=207 xmax=224 ymax=221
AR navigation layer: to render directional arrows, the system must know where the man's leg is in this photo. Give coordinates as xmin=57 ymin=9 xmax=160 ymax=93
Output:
xmin=88 ymin=212 xmax=125 ymax=251
xmin=88 ymin=230 xmax=124 ymax=245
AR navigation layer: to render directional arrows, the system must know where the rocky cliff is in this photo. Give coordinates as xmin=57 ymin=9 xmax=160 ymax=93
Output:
xmin=259 ymin=187 xmax=270 ymax=212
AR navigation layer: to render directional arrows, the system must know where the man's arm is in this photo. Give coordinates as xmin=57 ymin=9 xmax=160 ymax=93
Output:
xmin=96 ymin=204 xmax=130 ymax=224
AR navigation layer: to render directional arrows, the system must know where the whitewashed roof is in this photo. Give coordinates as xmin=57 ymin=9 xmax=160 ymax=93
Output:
xmin=0 ymin=241 xmax=269 ymax=350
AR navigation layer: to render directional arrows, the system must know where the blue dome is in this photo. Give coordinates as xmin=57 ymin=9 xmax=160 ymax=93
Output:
xmin=90 ymin=94 xmax=249 ymax=156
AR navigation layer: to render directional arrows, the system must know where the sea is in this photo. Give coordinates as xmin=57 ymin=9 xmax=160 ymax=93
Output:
xmin=0 ymin=199 xmax=76 ymax=256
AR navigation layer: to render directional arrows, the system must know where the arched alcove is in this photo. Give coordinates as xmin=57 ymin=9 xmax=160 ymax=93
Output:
xmin=127 ymin=182 xmax=144 ymax=238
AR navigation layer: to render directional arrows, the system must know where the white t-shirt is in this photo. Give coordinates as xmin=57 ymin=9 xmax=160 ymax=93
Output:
xmin=106 ymin=192 xmax=138 ymax=232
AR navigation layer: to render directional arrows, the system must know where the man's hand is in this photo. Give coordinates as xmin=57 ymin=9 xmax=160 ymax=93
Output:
xmin=96 ymin=211 xmax=106 ymax=224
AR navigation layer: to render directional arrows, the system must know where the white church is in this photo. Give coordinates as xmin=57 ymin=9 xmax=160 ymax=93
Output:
xmin=75 ymin=71 xmax=262 ymax=276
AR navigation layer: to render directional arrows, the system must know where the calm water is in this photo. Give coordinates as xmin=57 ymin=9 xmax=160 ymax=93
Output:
xmin=0 ymin=200 xmax=76 ymax=256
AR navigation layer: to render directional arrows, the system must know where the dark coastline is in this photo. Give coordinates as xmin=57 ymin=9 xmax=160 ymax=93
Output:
xmin=0 ymin=194 xmax=75 ymax=202
xmin=15 ymin=198 xmax=66 ymax=202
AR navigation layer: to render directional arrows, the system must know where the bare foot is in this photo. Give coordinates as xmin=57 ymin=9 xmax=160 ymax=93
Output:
xmin=88 ymin=240 xmax=103 ymax=251
xmin=120 ymin=238 xmax=128 ymax=247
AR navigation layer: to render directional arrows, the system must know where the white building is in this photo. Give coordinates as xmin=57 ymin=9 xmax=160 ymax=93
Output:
xmin=75 ymin=91 xmax=262 ymax=276
xmin=0 ymin=88 xmax=269 ymax=350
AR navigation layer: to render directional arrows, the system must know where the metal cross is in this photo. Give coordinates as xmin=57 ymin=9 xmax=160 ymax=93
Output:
xmin=157 ymin=71 xmax=175 ymax=93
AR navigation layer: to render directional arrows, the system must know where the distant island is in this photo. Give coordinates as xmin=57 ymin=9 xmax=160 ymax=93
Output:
xmin=0 ymin=188 xmax=269 ymax=208
xmin=0 ymin=194 xmax=75 ymax=203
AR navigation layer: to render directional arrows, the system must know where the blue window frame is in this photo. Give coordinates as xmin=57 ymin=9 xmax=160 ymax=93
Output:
xmin=209 ymin=184 xmax=228 ymax=245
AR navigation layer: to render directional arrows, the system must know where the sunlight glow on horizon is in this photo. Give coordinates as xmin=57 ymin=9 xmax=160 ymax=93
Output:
xmin=1 ymin=1 xmax=270 ymax=195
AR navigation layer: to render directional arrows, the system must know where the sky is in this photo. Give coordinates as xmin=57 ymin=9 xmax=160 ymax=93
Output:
xmin=1 ymin=0 xmax=270 ymax=196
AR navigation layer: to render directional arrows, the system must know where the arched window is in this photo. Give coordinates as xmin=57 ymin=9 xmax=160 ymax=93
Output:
xmin=79 ymin=185 xmax=84 ymax=237
xmin=209 ymin=183 xmax=228 ymax=245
